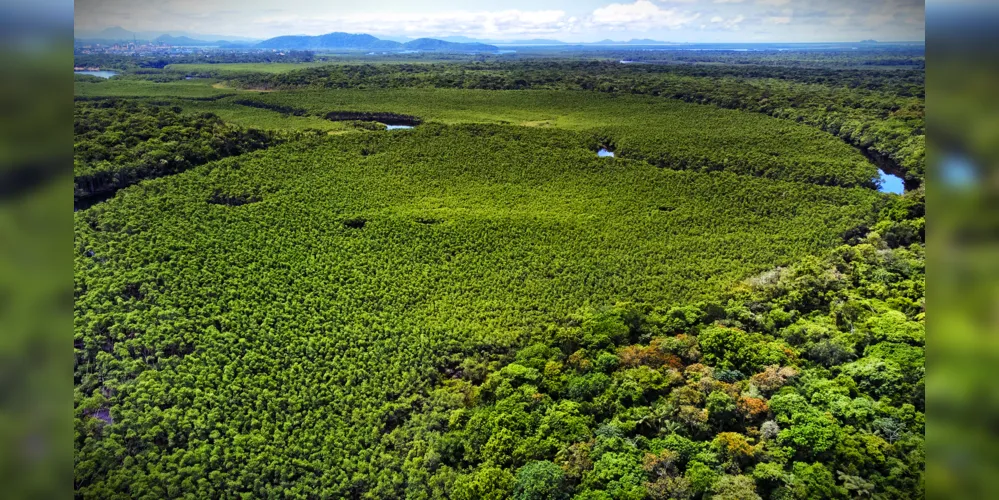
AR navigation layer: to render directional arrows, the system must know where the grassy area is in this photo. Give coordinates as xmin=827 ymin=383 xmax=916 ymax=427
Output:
xmin=170 ymin=99 xmax=351 ymax=132
xmin=74 ymin=79 xmax=239 ymax=98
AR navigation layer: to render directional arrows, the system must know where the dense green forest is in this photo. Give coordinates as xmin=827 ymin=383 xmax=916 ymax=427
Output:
xmin=73 ymin=89 xmax=882 ymax=188
xmin=234 ymin=89 xmax=879 ymax=188
xmin=214 ymin=61 xmax=924 ymax=186
xmin=73 ymin=101 xmax=295 ymax=208
xmin=77 ymin=58 xmax=923 ymax=187
xmin=74 ymin=50 xmax=924 ymax=499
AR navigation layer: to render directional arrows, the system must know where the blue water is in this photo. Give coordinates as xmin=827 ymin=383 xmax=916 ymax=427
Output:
xmin=386 ymin=125 xmax=413 ymax=130
xmin=597 ymin=148 xmax=615 ymax=157
xmin=941 ymin=152 xmax=977 ymax=187
xmin=878 ymin=170 xmax=904 ymax=194
xmin=75 ymin=70 xmax=117 ymax=79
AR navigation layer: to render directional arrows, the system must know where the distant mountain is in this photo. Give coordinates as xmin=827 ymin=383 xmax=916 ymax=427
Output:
xmin=435 ymin=36 xmax=565 ymax=45
xmin=402 ymin=38 xmax=497 ymax=52
xmin=155 ymin=35 xmax=222 ymax=46
xmin=625 ymin=38 xmax=671 ymax=45
xmin=376 ymin=35 xmax=416 ymax=43
xmin=255 ymin=32 xmax=402 ymax=50
xmin=94 ymin=26 xmax=136 ymax=40
xmin=255 ymin=32 xmax=497 ymax=52
xmin=860 ymin=39 xmax=879 ymax=44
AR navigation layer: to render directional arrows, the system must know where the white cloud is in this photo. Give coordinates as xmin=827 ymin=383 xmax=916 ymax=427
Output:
xmin=75 ymin=0 xmax=925 ymax=43
xmin=250 ymin=9 xmax=578 ymax=37
xmin=588 ymin=0 xmax=700 ymax=30
xmin=710 ymin=14 xmax=745 ymax=29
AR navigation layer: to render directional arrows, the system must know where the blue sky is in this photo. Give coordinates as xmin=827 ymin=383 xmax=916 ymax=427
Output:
xmin=75 ymin=0 xmax=925 ymax=42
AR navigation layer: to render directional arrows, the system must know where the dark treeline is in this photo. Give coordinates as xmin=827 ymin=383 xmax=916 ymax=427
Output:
xmin=231 ymin=99 xmax=309 ymax=116
xmin=221 ymin=60 xmax=923 ymax=96
xmin=74 ymin=51 xmax=319 ymax=71
xmin=553 ymin=47 xmax=925 ymax=70
xmin=323 ymin=111 xmax=423 ymax=125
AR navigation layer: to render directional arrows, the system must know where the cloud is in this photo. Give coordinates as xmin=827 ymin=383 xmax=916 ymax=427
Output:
xmin=711 ymin=14 xmax=745 ymax=29
xmin=75 ymin=0 xmax=925 ymax=43
xmin=75 ymin=2 xmax=580 ymax=38
xmin=588 ymin=0 xmax=700 ymax=30
xmin=270 ymin=9 xmax=579 ymax=37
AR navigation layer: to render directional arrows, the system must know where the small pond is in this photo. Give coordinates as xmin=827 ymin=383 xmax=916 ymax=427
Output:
xmin=597 ymin=148 xmax=615 ymax=158
xmin=878 ymin=170 xmax=904 ymax=194
xmin=940 ymin=152 xmax=977 ymax=188
xmin=386 ymin=125 xmax=414 ymax=130
xmin=75 ymin=70 xmax=118 ymax=79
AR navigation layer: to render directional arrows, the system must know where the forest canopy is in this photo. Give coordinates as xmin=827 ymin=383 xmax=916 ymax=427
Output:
xmin=73 ymin=49 xmax=924 ymax=499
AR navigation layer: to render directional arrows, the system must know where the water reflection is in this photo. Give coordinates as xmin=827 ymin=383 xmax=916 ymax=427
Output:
xmin=878 ymin=170 xmax=904 ymax=194
xmin=75 ymin=70 xmax=117 ymax=79
xmin=941 ymin=152 xmax=977 ymax=188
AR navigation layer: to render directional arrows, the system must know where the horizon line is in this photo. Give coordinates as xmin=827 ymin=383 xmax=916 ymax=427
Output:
xmin=73 ymin=28 xmax=927 ymax=45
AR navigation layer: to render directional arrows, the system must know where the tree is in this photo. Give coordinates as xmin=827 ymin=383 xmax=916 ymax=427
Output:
xmin=788 ymin=462 xmax=845 ymax=499
xmin=706 ymin=391 xmax=738 ymax=430
xmin=451 ymin=465 xmax=516 ymax=500
xmin=712 ymin=433 xmax=755 ymax=467
xmin=761 ymin=421 xmax=780 ymax=441
xmin=837 ymin=470 xmax=874 ymax=498
xmin=514 ymin=461 xmax=568 ymax=500
xmin=710 ymin=475 xmax=762 ymax=500
xmin=686 ymin=461 xmax=720 ymax=496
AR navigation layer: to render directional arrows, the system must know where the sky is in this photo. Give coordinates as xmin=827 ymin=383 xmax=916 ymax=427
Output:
xmin=74 ymin=0 xmax=926 ymax=42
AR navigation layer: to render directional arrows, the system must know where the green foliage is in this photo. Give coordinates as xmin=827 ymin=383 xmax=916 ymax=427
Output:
xmin=73 ymin=52 xmax=923 ymax=499
xmin=74 ymin=123 xmax=885 ymax=497
xmin=699 ymin=326 xmax=790 ymax=374
xmin=711 ymin=475 xmax=762 ymax=500
xmin=231 ymin=88 xmax=880 ymax=188
xmin=514 ymin=461 xmax=568 ymax=500
xmin=686 ymin=460 xmax=721 ymax=495
xmin=73 ymin=100 xmax=290 ymax=206
xmin=219 ymin=60 xmax=924 ymax=184
xmin=452 ymin=465 xmax=516 ymax=500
